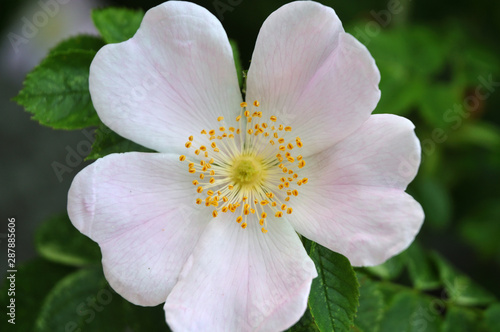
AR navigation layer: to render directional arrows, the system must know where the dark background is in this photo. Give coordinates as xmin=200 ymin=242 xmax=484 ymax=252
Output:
xmin=1 ymin=0 xmax=499 ymax=299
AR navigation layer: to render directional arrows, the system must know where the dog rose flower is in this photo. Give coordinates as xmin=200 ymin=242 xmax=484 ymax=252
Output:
xmin=68 ymin=1 xmax=424 ymax=330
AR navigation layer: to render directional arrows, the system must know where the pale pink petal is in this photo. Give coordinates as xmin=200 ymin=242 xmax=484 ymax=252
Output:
xmin=164 ymin=216 xmax=317 ymax=331
xmin=287 ymin=115 xmax=424 ymax=266
xmin=312 ymin=114 xmax=421 ymax=190
xmin=89 ymin=2 xmax=242 ymax=153
xmin=68 ymin=152 xmax=209 ymax=305
xmin=245 ymin=1 xmax=380 ymax=156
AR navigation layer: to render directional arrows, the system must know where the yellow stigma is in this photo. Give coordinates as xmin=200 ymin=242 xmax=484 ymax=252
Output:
xmin=231 ymin=156 xmax=264 ymax=187
xmin=179 ymin=100 xmax=308 ymax=234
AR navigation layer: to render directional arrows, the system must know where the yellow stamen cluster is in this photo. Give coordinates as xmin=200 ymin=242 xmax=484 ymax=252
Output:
xmin=179 ymin=101 xmax=308 ymax=233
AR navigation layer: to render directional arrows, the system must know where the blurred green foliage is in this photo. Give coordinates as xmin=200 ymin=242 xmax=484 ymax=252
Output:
xmin=4 ymin=0 xmax=500 ymax=330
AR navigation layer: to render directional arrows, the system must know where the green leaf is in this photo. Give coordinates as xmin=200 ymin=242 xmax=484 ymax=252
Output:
xmin=444 ymin=21 xmax=500 ymax=84
xmin=442 ymin=306 xmax=481 ymax=332
xmin=48 ymin=35 xmax=105 ymax=56
xmin=86 ymin=123 xmax=154 ymax=160
xmin=230 ymin=39 xmax=244 ymax=89
xmin=35 ymin=214 xmax=101 ymax=266
xmin=353 ymin=273 xmax=384 ymax=332
xmin=357 ymin=25 xmax=446 ymax=116
xmin=431 ymin=252 xmax=497 ymax=306
xmin=286 ymin=308 xmax=319 ymax=332
xmin=373 ymin=77 xmax=424 ymax=116
xmin=449 ymin=122 xmax=500 ymax=150
xmin=408 ymin=26 xmax=447 ymax=76
xmin=92 ymin=7 xmax=144 ymax=44
xmin=459 ymin=200 xmax=500 ymax=259
xmin=378 ymin=291 xmax=442 ymax=332
xmin=411 ymin=177 xmax=452 ymax=230
xmin=14 ymin=50 xmax=100 ymax=129
xmin=404 ymin=242 xmax=441 ymax=290
xmin=308 ymin=242 xmax=359 ymax=332
xmin=35 ymin=268 xmax=128 ymax=332
xmin=0 ymin=258 xmax=73 ymax=331
xmin=483 ymin=303 xmax=500 ymax=332
xmin=124 ymin=303 xmax=171 ymax=332
xmin=419 ymin=83 xmax=462 ymax=128
xmin=371 ymin=281 xmax=401 ymax=306
xmin=364 ymin=253 xmax=406 ymax=280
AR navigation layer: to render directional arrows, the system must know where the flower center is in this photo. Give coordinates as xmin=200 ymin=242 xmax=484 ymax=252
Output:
xmin=231 ymin=156 xmax=264 ymax=187
xmin=179 ymin=101 xmax=308 ymax=233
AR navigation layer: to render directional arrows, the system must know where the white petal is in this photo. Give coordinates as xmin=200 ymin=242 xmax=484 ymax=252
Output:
xmin=287 ymin=115 xmax=423 ymax=266
xmin=89 ymin=2 xmax=242 ymax=153
xmin=288 ymin=186 xmax=423 ymax=267
xmin=311 ymin=114 xmax=421 ymax=190
xmin=164 ymin=216 xmax=317 ymax=331
xmin=246 ymin=1 xmax=380 ymax=156
xmin=68 ymin=152 xmax=209 ymax=305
